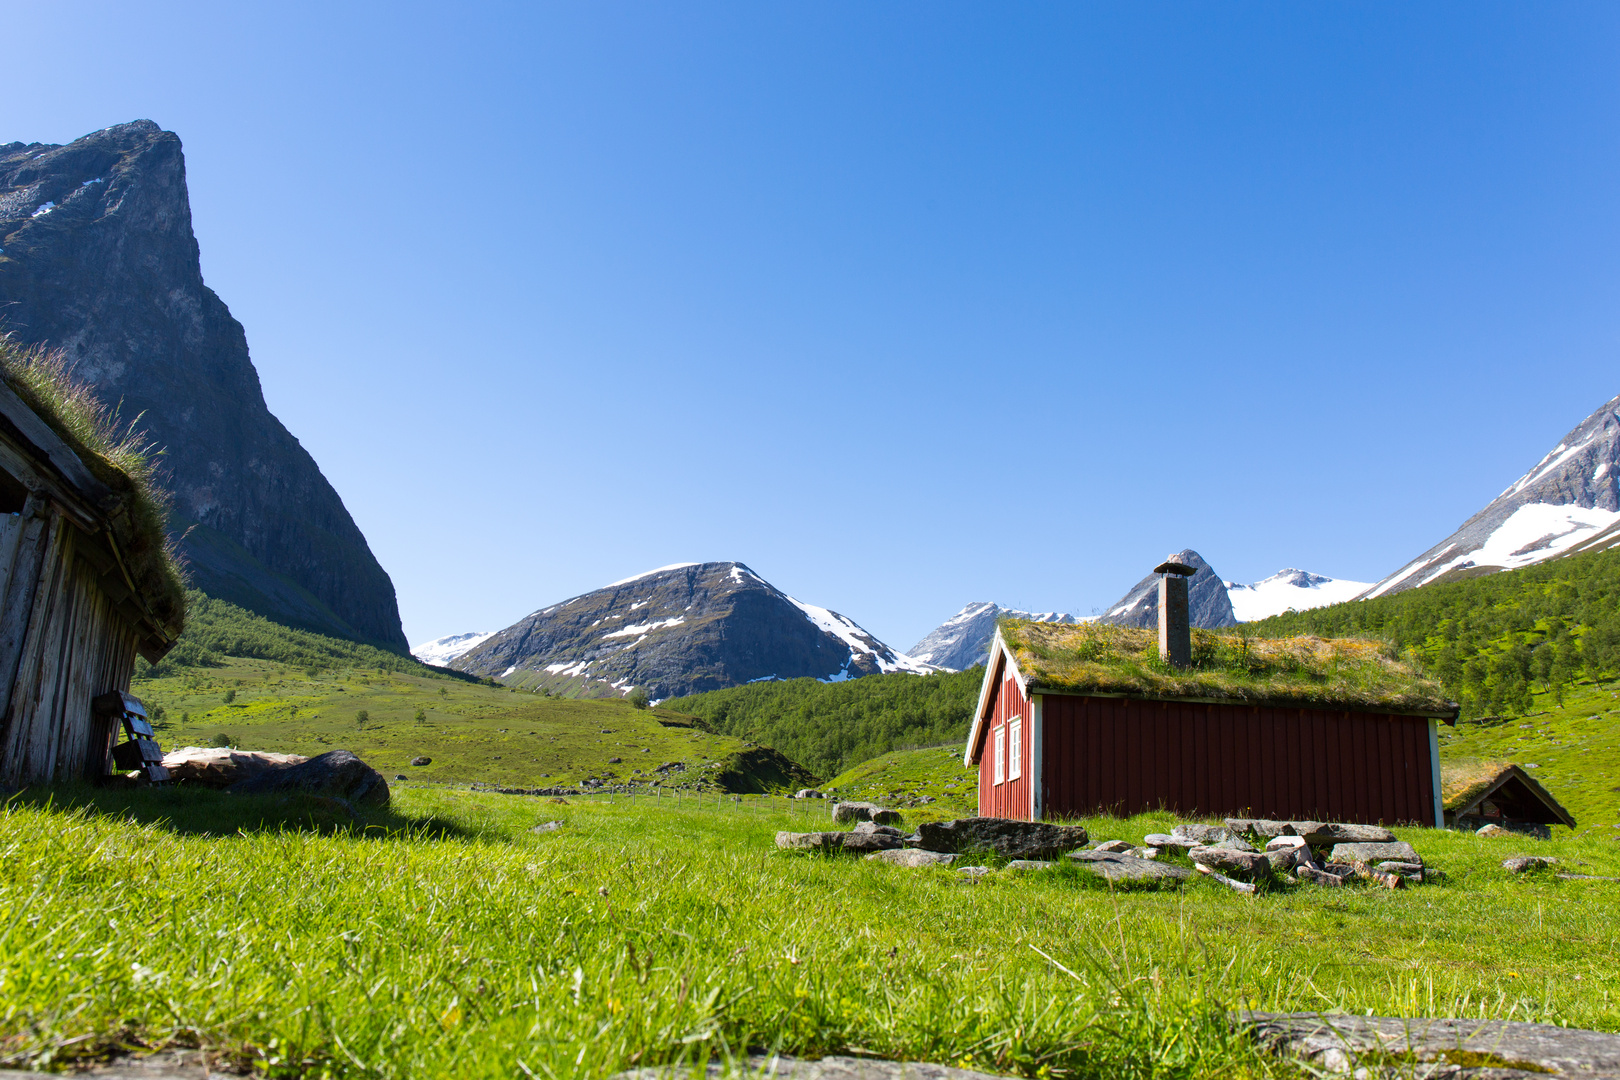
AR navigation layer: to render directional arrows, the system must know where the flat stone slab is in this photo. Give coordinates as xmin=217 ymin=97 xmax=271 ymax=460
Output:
xmin=1190 ymin=847 xmax=1272 ymax=881
xmin=1239 ymin=1011 xmax=1620 ymax=1077
xmin=612 ymin=1054 xmax=1016 ymax=1078
xmin=866 ymin=848 xmax=958 ymax=868
xmin=1227 ymin=820 xmax=1396 ymax=844
xmin=833 ymin=802 xmax=903 ymax=825
xmin=1066 ymin=850 xmax=1191 ymax=883
xmin=914 ymin=818 xmax=1089 ymax=861
xmin=1330 ymin=841 xmax=1420 ymax=865
xmin=0 ymin=1050 xmax=232 ymax=1078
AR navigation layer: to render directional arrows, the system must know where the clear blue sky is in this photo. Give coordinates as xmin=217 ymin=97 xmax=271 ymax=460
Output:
xmin=9 ymin=3 xmax=1620 ymax=650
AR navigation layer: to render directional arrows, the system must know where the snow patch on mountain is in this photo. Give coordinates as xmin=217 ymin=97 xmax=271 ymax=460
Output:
xmin=1363 ymin=503 xmax=1620 ymax=599
xmin=411 ymin=631 xmax=495 ymax=666
xmin=785 ymin=596 xmax=935 ymax=675
xmin=607 ymin=562 xmax=701 ymax=588
xmin=908 ymin=602 xmax=1079 ymax=672
xmin=1224 ymin=570 xmax=1372 ymax=622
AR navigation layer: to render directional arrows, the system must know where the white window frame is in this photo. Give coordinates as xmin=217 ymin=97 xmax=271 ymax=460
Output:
xmin=993 ymin=726 xmax=1006 ymax=785
xmin=1008 ymin=718 xmax=1023 ymax=781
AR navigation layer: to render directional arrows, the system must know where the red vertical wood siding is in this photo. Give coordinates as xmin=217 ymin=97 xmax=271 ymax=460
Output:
xmin=976 ymin=670 xmax=1033 ymax=819
xmin=1026 ymin=694 xmax=1436 ymax=825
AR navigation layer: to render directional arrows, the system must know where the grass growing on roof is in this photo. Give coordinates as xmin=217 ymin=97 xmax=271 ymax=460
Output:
xmin=0 ymin=335 xmax=184 ymax=634
xmin=1001 ymin=620 xmax=1454 ymax=715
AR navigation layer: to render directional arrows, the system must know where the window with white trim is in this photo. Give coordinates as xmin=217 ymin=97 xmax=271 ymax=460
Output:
xmin=1007 ymin=718 xmax=1022 ymax=781
xmin=993 ymin=726 xmax=1006 ymax=785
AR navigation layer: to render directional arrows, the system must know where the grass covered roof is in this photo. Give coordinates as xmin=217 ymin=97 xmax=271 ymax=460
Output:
xmin=0 ymin=337 xmax=185 ymax=639
xmin=999 ymin=619 xmax=1457 ymax=717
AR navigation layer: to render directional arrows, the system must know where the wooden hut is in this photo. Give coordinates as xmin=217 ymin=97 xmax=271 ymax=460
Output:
xmin=0 ymin=363 xmax=183 ymax=787
xmin=1442 ymin=762 xmax=1574 ymax=838
xmin=966 ymin=562 xmax=1458 ymax=825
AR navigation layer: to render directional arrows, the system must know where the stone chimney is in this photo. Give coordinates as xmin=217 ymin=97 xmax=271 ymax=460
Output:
xmin=1155 ymin=556 xmax=1196 ymax=669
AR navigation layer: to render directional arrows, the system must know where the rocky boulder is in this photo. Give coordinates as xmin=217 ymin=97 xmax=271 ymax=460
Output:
xmin=1226 ymin=819 xmax=1395 ymax=844
xmin=1503 ymin=856 xmax=1558 ymax=874
xmin=866 ymin=849 xmax=958 ymax=868
xmin=834 ymin=802 xmax=902 ymax=825
xmin=1190 ymin=847 xmax=1273 ymax=882
xmin=915 ymin=818 xmax=1090 ymax=860
xmin=1067 ymin=850 xmax=1192 ymax=883
xmin=226 ymin=750 xmax=389 ymax=807
xmin=161 ymin=747 xmax=307 ymax=789
xmin=1172 ymin=823 xmax=1235 ymax=844
xmin=776 ymin=831 xmax=845 ymax=852
xmin=1328 ymin=841 xmax=1420 ymax=865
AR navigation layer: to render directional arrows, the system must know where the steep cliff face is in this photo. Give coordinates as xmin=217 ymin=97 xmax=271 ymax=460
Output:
xmin=0 ymin=121 xmax=406 ymax=649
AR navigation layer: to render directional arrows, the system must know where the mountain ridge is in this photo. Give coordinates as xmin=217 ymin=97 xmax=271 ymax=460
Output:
xmin=452 ymin=561 xmax=933 ymax=700
xmin=0 ymin=121 xmax=407 ymax=650
xmin=1363 ymin=394 xmax=1620 ymax=599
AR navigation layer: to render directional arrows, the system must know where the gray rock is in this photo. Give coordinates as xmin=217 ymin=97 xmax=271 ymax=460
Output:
xmin=1239 ymin=1011 xmax=1620 ymax=1078
xmin=1265 ymin=847 xmax=1308 ymax=874
xmin=1208 ymin=836 xmax=1259 ymax=854
xmin=611 ymin=1052 xmax=1019 ymax=1078
xmin=1092 ymin=839 xmax=1135 ymax=854
xmin=1190 ymin=847 xmax=1273 ymax=882
xmin=1303 ymin=823 xmax=1396 ymax=844
xmin=957 ymin=866 xmax=990 ymax=878
xmin=411 ymin=756 xmax=431 ymax=766
xmin=794 ymin=789 xmax=824 ymax=799
xmin=841 ymin=830 xmax=904 ymax=854
xmin=226 ymin=750 xmax=389 ymax=807
xmin=1129 ymin=847 xmax=1161 ymax=860
xmin=866 ymin=849 xmax=958 ymax=868
xmin=1477 ymin=823 xmax=1515 ymax=838
xmin=1329 ymin=841 xmax=1420 ymax=865
xmin=1264 ymin=835 xmax=1309 ymax=852
xmin=914 ymin=818 xmax=1090 ymax=860
xmin=1143 ymin=833 xmax=1178 ymax=846
xmin=1067 ymin=850 xmax=1193 ymax=883
xmin=1503 ymin=856 xmax=1558 ymax=874
xmin=1375 ymin=860 xmax=1425 ymax=877
xmin=1006 ymin=860 xmax=1056 ymax=872
xmin=834 ymin=801 xmax=903 ymax=826
xmin=851 ymin=821 xmax=904 ymax=837
xmin=1172 ymin=823 xmax=1235 ymax=844
xmin=531 ymin=821 xmax=564 ymax=833
xmin=394 ymin=774 xmax=407 ymax=780
xmin=775 ymin=831 xmax=844 ymax=851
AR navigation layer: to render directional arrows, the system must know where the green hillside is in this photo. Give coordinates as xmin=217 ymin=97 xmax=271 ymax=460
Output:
xmin=663 ymin=667 xmax=983 ymax=778
xmin=1250 ymin=545 xmax=1620 ymax=720
xmin=823 ymin=745 xmax=979 ymax=816
xmin=129 ymin=594 xmax=815 ymax=793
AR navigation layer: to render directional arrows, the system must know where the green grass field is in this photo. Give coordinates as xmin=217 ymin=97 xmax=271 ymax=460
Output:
xmin=131 ymin=658 xmax=788 ymax=792
xmin=3 ymin=785 xmax=1618 ymax=1079
xmin=1440 ymin=674 xmax=1620 ymax=831
xmin=822 ymin=744 xmax=980 ymax=817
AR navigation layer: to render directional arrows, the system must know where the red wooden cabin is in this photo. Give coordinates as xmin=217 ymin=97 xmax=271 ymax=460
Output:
xmin=965 ymin=617 xmax=1458 ymax=827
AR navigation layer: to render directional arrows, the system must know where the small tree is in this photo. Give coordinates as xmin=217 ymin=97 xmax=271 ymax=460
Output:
xmin=356 ymin=709 xmax=370 ymax=729
xmin=628 ymin=688 xmax=650 ymax=710
xmin=414 ymin=707 xmax=426 ymax=723
xmin=211 ymin=732 xmax=233 ymax=748
xmin=439 ymin=687 xmax=448 ymax=697
xmin=222 ymin=688 xmax=236 ymax=704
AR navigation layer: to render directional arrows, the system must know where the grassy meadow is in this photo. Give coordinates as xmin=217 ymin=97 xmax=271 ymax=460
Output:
xmin=131 ymin=658 xmax=772 ymax=792
xmin=1439 ymin=674 xmax=1620 ymax=831
xmin=822 ymin=745 xmax=980 ymax=817
xmin=3 ymin=785 xmax=1618 ymax=1079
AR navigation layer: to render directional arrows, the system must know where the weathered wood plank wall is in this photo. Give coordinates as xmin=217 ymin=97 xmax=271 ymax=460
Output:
xmin=0 ymin=503 xmax=137 ymax=787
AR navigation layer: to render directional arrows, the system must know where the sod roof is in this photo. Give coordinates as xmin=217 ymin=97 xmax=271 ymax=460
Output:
xmin=1440 ymin=760 xmax=1574 ymax=826
xmin=998 ymin=619 xmax=1457 ymax=718
xmin=0 ymin=338 xmax=185 ymax=644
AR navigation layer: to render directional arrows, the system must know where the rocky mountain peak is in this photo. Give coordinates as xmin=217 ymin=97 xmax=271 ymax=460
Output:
xmin=453 ymin=561 xmax=933 ymax=700
xmin=0 ymin=121 xmax=406 ymax=648
xmin=1099 ymin=549 xmax=1237 ymax=629
xmin=1364 ymin=394 xmax=1620 ymax=598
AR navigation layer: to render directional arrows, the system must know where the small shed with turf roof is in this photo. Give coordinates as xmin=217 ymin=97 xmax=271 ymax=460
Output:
xmin=965 ymin=560 xmax=1459 ymax=825
xmin=0 ymin=345 xmax=185 ymax=787
xmin=1441 ymin=762 xmax=1574 ymax=838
